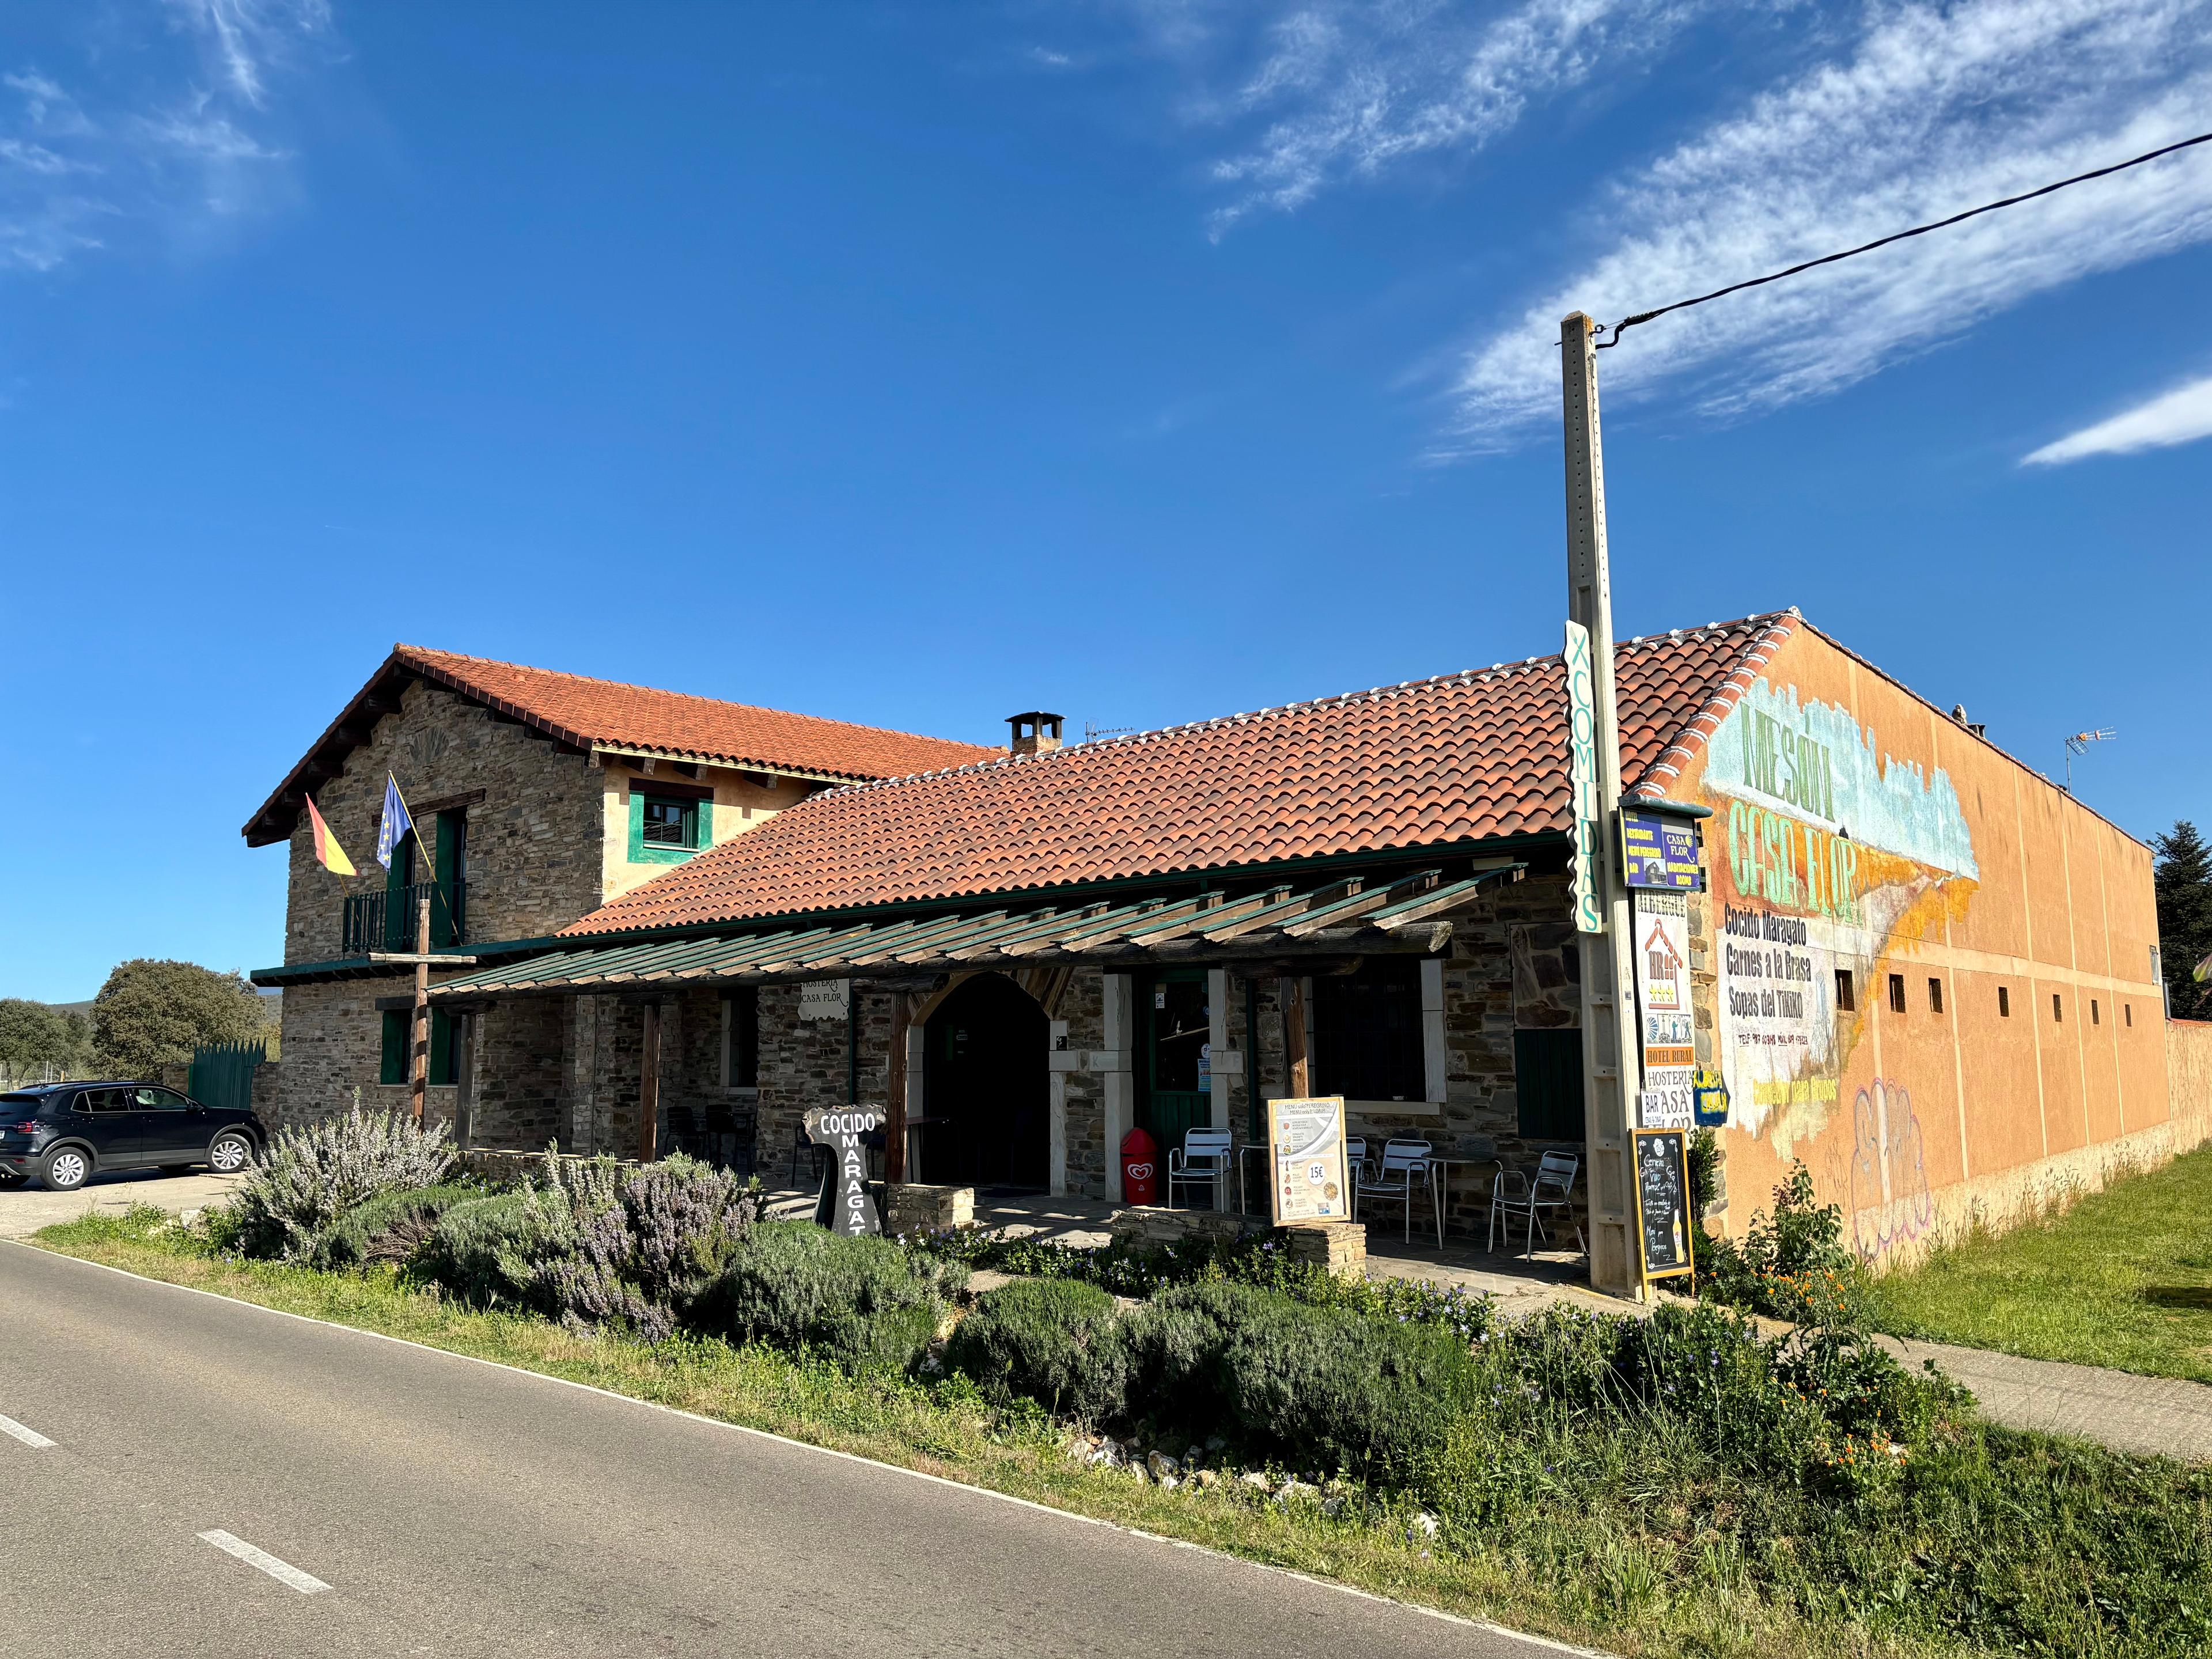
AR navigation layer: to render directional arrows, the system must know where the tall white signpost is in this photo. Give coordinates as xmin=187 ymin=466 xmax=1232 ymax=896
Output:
xmin=1562 ymin=310 xmax=1643 ymax=1300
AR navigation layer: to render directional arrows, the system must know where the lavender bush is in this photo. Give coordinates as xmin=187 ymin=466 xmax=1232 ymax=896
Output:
xmin=226 ymin=1106 xmax=457 ymax=1262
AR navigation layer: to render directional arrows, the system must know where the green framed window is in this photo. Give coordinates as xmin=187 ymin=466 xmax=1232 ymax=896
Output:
xmin=380 ymin=1007 xmax=455 ymax=1085
xmin=627 ymin=784 xmax=714 ymax=865
xmin=380 ymin=1010 xmax=406 ymax=1085
xmin=1513 ymin=1028 xmax=1586 ymax=1141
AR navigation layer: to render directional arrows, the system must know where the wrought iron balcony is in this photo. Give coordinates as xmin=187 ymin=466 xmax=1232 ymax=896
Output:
xmin=343 ymin=880 xmax=466 ymax=955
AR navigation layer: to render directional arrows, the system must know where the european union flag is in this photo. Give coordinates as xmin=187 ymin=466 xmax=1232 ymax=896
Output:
xmin=375 ymin=772 xmax=415 ymax=871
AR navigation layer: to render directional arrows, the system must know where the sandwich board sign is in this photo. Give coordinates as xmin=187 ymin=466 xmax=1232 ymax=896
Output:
xmin=1267 ymin=1096 xmax=1351 ymax=1226
xmin=1632 ymin=1128 xmax=1695 ymax=1284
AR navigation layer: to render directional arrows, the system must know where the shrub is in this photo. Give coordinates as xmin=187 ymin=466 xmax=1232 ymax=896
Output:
xmin=226 ymin=1107 xmax=457 ymax=1261
xmin=1213 ymin=1293 xmax=1480 ymax=1484
xmin=702 ymin=1222 xmax=963 ymax=1373
xmin=476 ymin=1152 xmax=763 ymax=1339
xmin=309 ymin=1181 xmax=479 ymax=1272
xmin=1698 ymin=1159 xmax=1873 ymax=1324
xmin=411 ymin=1190 xmax=562 ymax=1308
xmin=947 ymin=1278 xmax=1132 ymax=1419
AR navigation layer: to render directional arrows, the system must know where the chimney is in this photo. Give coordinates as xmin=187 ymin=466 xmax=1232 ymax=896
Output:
xmin=1006 ymin=711 xmax=1065 ymax=756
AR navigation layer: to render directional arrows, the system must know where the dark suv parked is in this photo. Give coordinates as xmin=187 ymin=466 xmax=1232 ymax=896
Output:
xmin=0 ymin=1083 xmax=265 ymax=1192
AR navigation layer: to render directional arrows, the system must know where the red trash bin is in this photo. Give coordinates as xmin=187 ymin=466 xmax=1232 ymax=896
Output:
xmin=1120 ymin=1127 xmax=1159 ymax=1206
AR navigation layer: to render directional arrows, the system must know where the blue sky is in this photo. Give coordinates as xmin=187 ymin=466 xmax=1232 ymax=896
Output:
xmin=3 ymin=1 xmax=2208 ymax=1002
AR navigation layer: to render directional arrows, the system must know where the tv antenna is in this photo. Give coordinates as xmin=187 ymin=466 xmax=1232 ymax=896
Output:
xmin=2063 ymin=728 xmax=2115 ymax=791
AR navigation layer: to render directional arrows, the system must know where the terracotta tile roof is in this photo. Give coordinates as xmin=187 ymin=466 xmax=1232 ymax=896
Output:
xmin=560 ymin=612 xmax=1799 ymax=937
xmin=242 ymin=647 xmax=1000 ymax=846
xmin=391 ymin=647 xmax=1001 ymax=779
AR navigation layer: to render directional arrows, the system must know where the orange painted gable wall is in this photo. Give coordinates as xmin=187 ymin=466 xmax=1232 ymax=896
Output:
xmin=1671 ymin=627 xmax=2175 ymax=1267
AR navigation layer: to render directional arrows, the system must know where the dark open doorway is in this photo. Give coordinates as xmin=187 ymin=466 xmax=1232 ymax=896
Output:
xmin=923 ymin=973 xmax=1049 ymax=1192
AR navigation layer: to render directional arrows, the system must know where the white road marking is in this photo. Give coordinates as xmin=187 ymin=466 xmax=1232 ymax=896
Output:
xmin=0 ymin=1412 xmax=56 ymax=1449
xmin=197 ymin=1529 xmax=331 ymax=1595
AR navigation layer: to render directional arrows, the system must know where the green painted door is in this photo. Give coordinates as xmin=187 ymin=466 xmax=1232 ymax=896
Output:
xmin=1138 ymin=969 xmax=1213 ymax=1154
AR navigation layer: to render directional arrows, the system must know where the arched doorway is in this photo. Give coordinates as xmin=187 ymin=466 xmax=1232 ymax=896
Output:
xmin=923 ymin=973 xmax=1048 ymax=1192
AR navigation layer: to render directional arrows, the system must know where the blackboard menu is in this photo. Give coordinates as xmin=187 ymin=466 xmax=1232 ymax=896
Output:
xmin=1634 ymin=1129 xmax=1694 ymax=1280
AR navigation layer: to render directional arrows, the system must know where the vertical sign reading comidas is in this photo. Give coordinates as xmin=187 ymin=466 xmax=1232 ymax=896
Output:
xmin=1267 ymin=1096 xmax=1350 ymax=1226
xmin=1564 ymin=621 xmax=1602 ymax=934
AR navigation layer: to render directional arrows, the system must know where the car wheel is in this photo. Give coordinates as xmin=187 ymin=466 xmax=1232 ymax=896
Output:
xmin=41 ymin=1146 xmax=92 ymax=1192
xmin=207 ymin=1132 xmax=253 ymax=1174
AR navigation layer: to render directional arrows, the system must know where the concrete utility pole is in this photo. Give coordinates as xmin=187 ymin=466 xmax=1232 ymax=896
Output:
xmin=1561 ymin=311 xmax=1642 ymax=1301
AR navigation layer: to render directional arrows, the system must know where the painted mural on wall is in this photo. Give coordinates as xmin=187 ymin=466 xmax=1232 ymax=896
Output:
xmin=1702 ymin=679 xmax=1978 ymax=1162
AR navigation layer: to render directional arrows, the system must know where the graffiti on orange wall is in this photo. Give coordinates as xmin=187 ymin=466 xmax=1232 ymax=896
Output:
xmin=1704 ymin=679 xmax=1978 ymax=1158
xmin=1843 ymin=1078 xmax=1937 ymax=1262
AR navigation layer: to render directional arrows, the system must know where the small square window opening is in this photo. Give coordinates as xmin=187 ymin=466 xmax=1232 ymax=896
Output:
xmin=1928 ymin=977 xmax=1944 ymax=1014
xmin=2092 ymin=999 xmax=2100 ymax=1025
xmin=2052 ymin=993 xmax=2063 ymax=1022
xmin=1835 ymin=969 xmax=1855 ymax=1013
xmin=641 ymin=796 xmax=698 ymax=849
xmin=2126 ymin=1004 xmax=2133 ymax=1027
xmin=1887 ymin=974 xmax=1907 ymax=1014
xmin=1998 ymin=986 xmax=2010 ymax=1017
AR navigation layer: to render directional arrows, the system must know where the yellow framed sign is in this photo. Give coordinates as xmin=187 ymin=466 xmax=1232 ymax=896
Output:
xmin=1268 ymin=1096 xmax=1351 ymax=1225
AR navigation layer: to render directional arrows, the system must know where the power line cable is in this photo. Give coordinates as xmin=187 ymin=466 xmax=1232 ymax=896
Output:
xmin=1596 ymin=129 xmax=2212 ymax=348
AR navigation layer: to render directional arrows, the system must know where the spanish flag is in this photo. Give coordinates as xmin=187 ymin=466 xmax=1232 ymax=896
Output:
xmin=306 ymin=796 xmax=357 ymax=877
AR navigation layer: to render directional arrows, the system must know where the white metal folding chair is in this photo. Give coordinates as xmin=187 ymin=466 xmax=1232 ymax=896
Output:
xmin=1167 ymin=1128 xmax=1233 ymax=1209
xmin=1354 ymin=1139 xmax=1437 ymax=1244
xmin=1490 ymin=1150 xmax=1586 ymax=1258
xmin=1343 ymin=1137 xmax=1370 ymax=1218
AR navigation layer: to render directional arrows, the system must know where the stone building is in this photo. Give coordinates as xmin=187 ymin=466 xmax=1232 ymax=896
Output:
xmin=245 ymin=646 xmax=998 ymax=1131
xmin=259 ymin=613 xmax=2202 ymax=1279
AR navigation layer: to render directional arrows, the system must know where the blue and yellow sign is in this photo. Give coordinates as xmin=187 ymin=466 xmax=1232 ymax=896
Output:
xmin=1623 ymin=810 xmax=1703 ymax=891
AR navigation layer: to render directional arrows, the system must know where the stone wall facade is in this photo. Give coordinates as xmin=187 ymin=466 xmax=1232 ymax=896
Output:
xmin=281 ymin=679 xmax=605 ymax=968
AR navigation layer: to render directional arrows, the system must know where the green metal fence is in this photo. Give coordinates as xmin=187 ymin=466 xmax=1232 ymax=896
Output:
xmin=188 ymin=1041 xmax=266 ymax=1114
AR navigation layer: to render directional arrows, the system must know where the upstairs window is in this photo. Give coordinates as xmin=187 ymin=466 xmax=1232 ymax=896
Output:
xmin=1928 ymin=977 xmax=1945 ymax=1014
xmin=629 ymin=781 xmax=714 ymax=863
xmin=1888 ymin=974 xmax=1907 ymax=1014
xmin=641 ymin=796 xmax=699 ymax=847
xmin=1998 ymin=986 xmax=2011 ymax=1018
xmin=1835 ymin=969 xmax=1856 ymax=1013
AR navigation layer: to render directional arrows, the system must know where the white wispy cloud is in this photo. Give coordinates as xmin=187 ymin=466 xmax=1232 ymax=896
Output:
xmin=1200 ymin=0 xmax=1736 ymax=233
xmin=2023 ymin=372 xmax=2212 ymax=463
xmin=2 ymin=1 xmax=332 ymax=275
xmin=1442 ymin=0 xmax=2212 ymax=442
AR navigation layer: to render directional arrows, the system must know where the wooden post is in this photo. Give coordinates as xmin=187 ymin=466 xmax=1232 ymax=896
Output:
xmin=410 ymin=894 xmax=431 ymax=1124
xmin=885 ymin=993 xmax=909 ymax=1184
xmin=453 ymin=1010 xmax=475 ymax=1152
xmin=1281 ymin=976 xmax=1310 ymax=1096
xmin=636 ymin=1002 xmax=661 ymax=1164
xmin=638 ymin=1001 xmax=661 ymax=1164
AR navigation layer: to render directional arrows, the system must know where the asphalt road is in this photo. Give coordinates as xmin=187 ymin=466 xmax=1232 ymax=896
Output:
xmin=0 ymin=1244 xmax=1570 ymax=1659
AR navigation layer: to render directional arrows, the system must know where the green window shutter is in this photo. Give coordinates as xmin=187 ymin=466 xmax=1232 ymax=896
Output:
xmin=692 ymin=798 xmax=712 ymax=849
xmin=627 ymin=789 xmax=645 ymax=863
xmin=1513 ymin=1029 xmax=1586 ymax=1140
xmin=432 ymin=812 xmax=465 ymax=946
xmin=430 ymin=1009 xmax=453 ymax=1085
xmin=380 ymin=1011 xmax=407 ymax=1085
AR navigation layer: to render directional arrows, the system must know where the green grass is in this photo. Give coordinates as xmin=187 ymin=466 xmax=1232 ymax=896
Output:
xmin=1868 ymin=1145 xmax=2212 ymax=1384
xmin=31 ymin=1207 xmax=2212 ymax=1659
